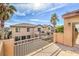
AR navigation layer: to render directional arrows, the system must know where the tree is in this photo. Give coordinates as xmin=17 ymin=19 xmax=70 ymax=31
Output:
xmin=55 ymin=25 xmax=64 ymax=33
xmin=0 ymin=3 xmax=16 ymax=39
xmin=50 ymin=13 xmax=58 ymax=33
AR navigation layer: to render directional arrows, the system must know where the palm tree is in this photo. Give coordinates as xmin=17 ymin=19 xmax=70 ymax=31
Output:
xmin=0 ymin=3 xmax=16 ymax=39
xmin=50 ymin=13 xmax=59 ymax=42
xmin=50 ymin=13 xmax=58 ymax=33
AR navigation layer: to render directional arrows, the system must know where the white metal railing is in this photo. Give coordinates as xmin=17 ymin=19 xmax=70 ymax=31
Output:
xmin=14 ymin=35 xmax=53 ymax=56
xmin=14 ymin=35 xmax=52 ymax=45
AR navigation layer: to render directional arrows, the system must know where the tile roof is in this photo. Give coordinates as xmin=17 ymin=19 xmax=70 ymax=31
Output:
xmin=11 ymin=23 xmax=36 ymax=27
xmin=10 ymin=23 xmax=52 ymax=28
xmin=63 ymin=9 xmax=79 ymax=18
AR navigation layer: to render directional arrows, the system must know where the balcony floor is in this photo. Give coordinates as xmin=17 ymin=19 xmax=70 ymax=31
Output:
xmin=27 ymin=43 xmax=79 ymax=56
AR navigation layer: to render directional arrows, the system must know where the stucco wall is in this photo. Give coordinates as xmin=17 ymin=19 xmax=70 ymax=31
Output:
xmin=3 ymin=39 xmax=14 ymax=56
xmin=0 ymin=41 xmax=3 ymax=56
xmin=11 ymin=27 xmax=34 ymax=38
xmin=34 ymin=26 xmax=44 ymax=35
xmin=54 ymin=33 xmax=64 ymax=44
xmin=64 ymin=15 xmax=79 ymax=46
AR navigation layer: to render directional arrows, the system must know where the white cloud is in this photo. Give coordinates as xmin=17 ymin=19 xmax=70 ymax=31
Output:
xmin=37 ymin=4 xmax=68 ymax=15
xmin=15 ymin=3 xmax=46 ymax=11
xmin=5 ymin=18 xmax=50 ymax=27
xmin=13 ymin=3 xmax=68 ymax=16
xmin=12 ymin=3 xmax=33 ymax=10
xmin=5 ymin=22 xmax=18 ymax=27
xmin=5 ymin=18 xmax=26 ymax=27
xmin=15 ymin=11 xmax=26 ymax=16
xmin=29 ymin=18 xmax=50 ymax=23
xmin=30 ymin=19 xmax=40 ymax=21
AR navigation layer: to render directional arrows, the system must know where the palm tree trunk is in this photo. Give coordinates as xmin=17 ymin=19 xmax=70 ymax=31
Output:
xmin=53 ymin=24 xmax=56 ymax=43
xmin=53 ymin=25 xmax=55 ymax=33
xmin=0 ymin=20 xmax=4 ymax=40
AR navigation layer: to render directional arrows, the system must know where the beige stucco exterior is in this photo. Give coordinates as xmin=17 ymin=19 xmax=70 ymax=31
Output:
xmin=11 ymin=24 xmax=52 ymax=39
xmin=43 ymin=25 xmax=52 ymax=34
xmin=34 ymin=25 xmax=44 ymax=36
xmin=63 ymin=11 xmax=79 ymax=47
xmin=11 ymin=26 xmax=35 ymax=38
xmin=3 ymin=39 xmax=14 ymax=56
xmin=54 ymin=33 xmax=64 ymax=44
xmin=0 ymin=24 xmax=53 ymax=56
xmin=55 ymin=10 xmax=79 ymax=47
xmin=0 ymin=41 xmax=3 ymax=56
xmin=0 ymin=39 xmax=14 ymax=56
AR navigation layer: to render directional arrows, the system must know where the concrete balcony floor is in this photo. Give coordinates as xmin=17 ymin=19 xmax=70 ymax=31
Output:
xmin=27 ymin=43 xmax=79 ymax=56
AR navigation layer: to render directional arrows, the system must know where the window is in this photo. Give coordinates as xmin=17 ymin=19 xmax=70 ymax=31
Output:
xmin=35 ymin=34 xmax=38 ymax=37
xmin=14 ymin=43 xmax=17 ymax=45
xmin=47 ymin=32 xmax=50 ymax=35
xmin=27 ymin=28 xmax=30 ymax=32
xmin=38 ymin=28 xmax=41 ymax=32
xmin=27 ymin=35 xmax=31 ymax=39
xmin=22 ymin=36 xmax=26 ymax=40
xmin=16 ymin=27 xmax=20 ymax=32
xmin=15 ymin=36 xmax=20 ymax=41
xmin=0 ymin=35 xmax=1 ymax=39
xmin=42 ymin=31 xmax=44 ymax=33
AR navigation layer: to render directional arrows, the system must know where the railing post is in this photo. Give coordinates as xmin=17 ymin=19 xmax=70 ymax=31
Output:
xmin=53 ymin=33 xmax=56 ymax=43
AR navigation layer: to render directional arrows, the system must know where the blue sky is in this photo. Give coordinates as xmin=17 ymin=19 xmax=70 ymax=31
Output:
xmin=4 ymin=3 xmax=79 ymax=27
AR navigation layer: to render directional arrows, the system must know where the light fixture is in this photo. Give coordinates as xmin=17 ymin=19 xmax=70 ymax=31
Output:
xmin=68 ymin=22 xmax=71 ymax=26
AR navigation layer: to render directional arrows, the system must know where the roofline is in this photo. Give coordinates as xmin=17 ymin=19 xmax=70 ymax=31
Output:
xmin=10 ymin=25 xmax=36 ymax=28
xmin=63 ymin=9 xmax=79 ymax=19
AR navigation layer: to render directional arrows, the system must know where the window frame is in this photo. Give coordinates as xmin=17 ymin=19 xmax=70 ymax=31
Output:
xmin=16 ymin=27 xmax=20 ymax=32
xmin=15 ymin=36 xmax=20 ymax=41
xmin=27 ymin=28 xmax=30 ymax=32
xmin=27 ymin=35 xmax=31 ymax=39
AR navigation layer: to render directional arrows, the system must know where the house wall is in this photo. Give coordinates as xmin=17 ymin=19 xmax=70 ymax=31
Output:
xmin=34 ymin=26 xmax=44 ymax=34
xmin=64 ymin=15 xmax=79 ymax=46
xmin=43 ymin=27 xmax=51 ymax=34
xmin=54 ymin=15 xmax=79 ymax=47
xmin=11 ymin=27 xmax=34 ymax=38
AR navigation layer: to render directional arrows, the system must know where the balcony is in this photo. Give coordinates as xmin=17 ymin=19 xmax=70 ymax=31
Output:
xmin=27 ymin=43 xmax=79 ymax=56
xmin=14 ymin=34 xmax=53 ymax=56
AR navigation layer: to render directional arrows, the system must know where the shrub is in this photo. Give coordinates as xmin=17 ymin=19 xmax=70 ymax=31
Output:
xmin=55 ymin=25 xmax=64 ymax=33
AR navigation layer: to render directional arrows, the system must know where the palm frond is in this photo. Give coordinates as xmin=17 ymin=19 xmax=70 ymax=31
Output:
xmin=50 ymin=13 xmax=59 ymax=24
xmin=9 ymin=5 xmax=16 ymax=13
xmin=0 ymin=3 xmax=16 ymax=21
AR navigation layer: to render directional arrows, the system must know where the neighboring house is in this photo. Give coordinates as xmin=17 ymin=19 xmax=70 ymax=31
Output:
xmin=42 ymin=25 xmax=53 ymax=36
xmin=10 ymin=23 xmax=53 ymax=41
xmin=34 ymin=24 xmax=53 ymax=40
xmin=34 ymin=25 xmax=53 ymax=36
xmin=34 ymin=25 xmax=44 ymax=37
xmin=10 ymin=23 xmax=36 ymax=41
xmin=0 ymin=23 xmax=53 ymax=56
